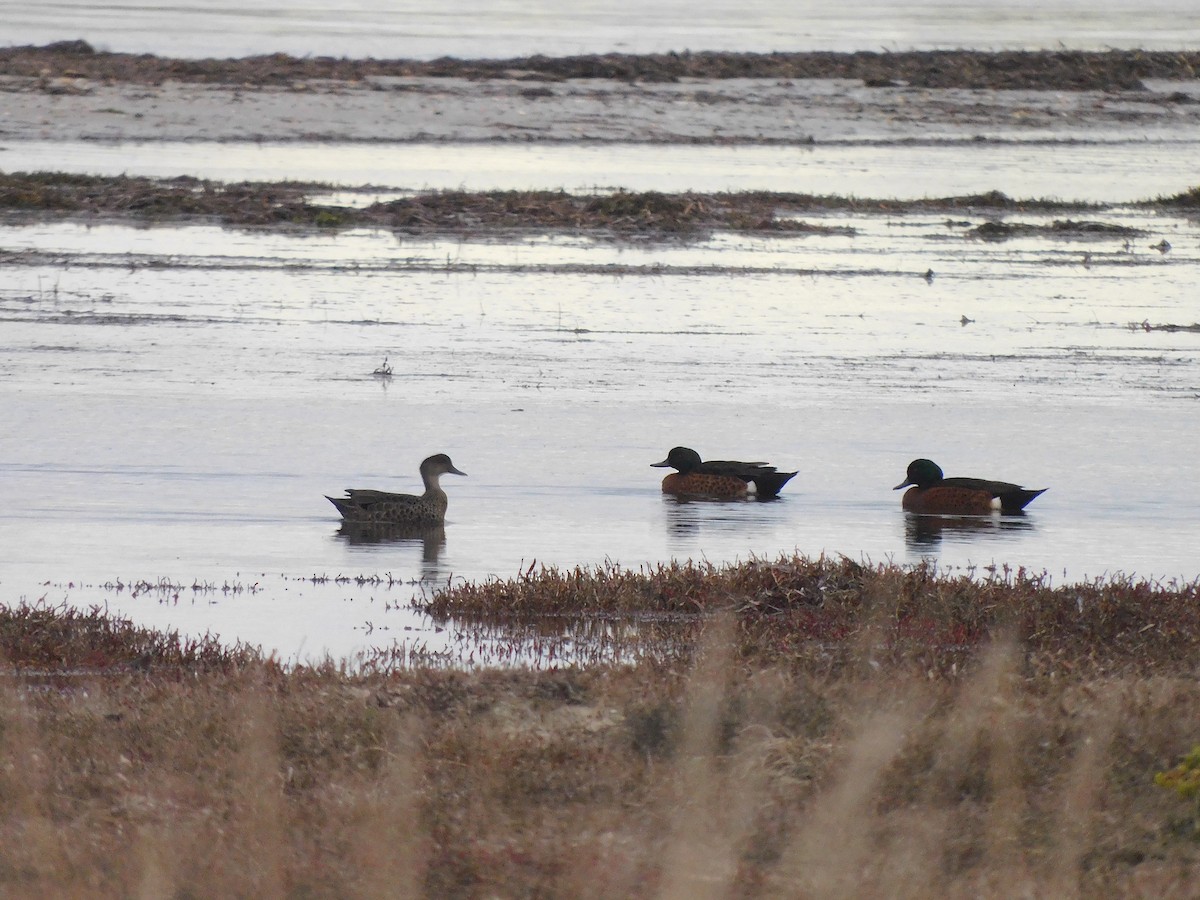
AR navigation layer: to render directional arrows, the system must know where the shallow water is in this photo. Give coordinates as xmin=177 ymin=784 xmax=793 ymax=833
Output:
xmin=2 ymin=140 xmax=1198 ymax=204
xmin=3 ymin=4 xmax=1199 ymax=670
xmin=2 ymin=206 xmax=1198 ymax=662
xmin=3 ymin=0 xmax=1199 ymax=58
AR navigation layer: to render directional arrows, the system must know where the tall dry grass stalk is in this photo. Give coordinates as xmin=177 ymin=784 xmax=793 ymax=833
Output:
xmin=1046 ymin=690 xmax=1120 ymax=899
xmin=0 ymin=676 xmax=65 ymax=887
xmin=133 ymin=823 xmax=173 ymax=900
xmin=770 ymin=686 xmax=924 ymax=896
xmin=230 ymin=677 xmax=288 ymax=898
xmin=656 ymin=612 xmax=750 ymax=900
xmin=350 ymin=714 xmax=426 ymax=899
xmin=943 ymin=634 xmax=1026 ymax=873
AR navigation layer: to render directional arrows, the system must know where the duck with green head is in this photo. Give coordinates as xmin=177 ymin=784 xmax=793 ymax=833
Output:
xmin=652 ymin=446 xmax=797 ymax=499
xmin=893 ymin=458 xmax=1045 ymax=515
xmin=327 ymin=453 xmax=466 ymax=525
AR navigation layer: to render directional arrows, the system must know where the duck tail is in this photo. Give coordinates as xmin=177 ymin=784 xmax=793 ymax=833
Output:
xmin=1001 ymin=487 xmax=1047 ymax=513
xmin=326 ymin=495 xmax=356 ymax=519
xmin=752 ymin=470 xmax=798 ymax=498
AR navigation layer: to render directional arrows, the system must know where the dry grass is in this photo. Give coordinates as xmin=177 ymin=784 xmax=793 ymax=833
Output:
xmin=2 ymin=556 xmax=1200 ymax=897
xmin=3 ymin=42 xmax=1198 ymax=90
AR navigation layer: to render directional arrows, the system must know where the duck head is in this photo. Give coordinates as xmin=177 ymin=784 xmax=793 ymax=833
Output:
xmin=651 ymin=446 xmax=702 ymax=474
xmin=894 ymin=458 xmax=944 ymax=490
xmin=421 ymin=453 xmax=468 ymax=480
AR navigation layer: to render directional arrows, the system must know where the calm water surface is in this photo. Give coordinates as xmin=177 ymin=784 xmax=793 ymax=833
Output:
xmin=3 ymin=0 xmax=1199 ymax=58
xmin=3 ymin=1 xmax=1200 ymax=662
xmin=2 ymin=140 xmax=1196 ymax=204
xmin=2 ymin=211 xmax=1198 ymax=662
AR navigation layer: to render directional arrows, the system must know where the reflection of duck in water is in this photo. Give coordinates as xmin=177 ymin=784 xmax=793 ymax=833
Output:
xmin=335 ymin=522 xmax=446 ymax=563
xmin=663 ymin=500 xmax=702 ymax=536
xmin=326 ymin=454 xmax=466 ymax=525
xmin=651 ymin=447 xmax=797 ymax=499
xmin=893 ymin=459 xmax=1045 ymax=515
xmin=905 ymin=513 xmax=1035 ymax=551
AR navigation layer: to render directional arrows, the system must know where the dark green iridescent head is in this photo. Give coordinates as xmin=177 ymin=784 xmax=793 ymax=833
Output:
xmin=652 ymin=447 xmax=702 ymax=474
xmin=893 ymin=458 xmax=944 ymax=490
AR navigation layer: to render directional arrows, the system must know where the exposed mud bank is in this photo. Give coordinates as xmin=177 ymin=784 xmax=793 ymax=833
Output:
xmin=5 ymin=41 xmax=1200 ymax=90
xmin=2 ymin=173 xmax=1195 ymax=238
xmin=4 ymin=43 xmax=1200 ymax=145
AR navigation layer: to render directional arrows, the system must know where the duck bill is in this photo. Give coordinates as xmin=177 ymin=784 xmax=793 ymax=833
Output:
xmin=449 ymin=465 xmax=467 ymax=477
xmin=893 ymin=480 xmax=915 ymax=490
xmin=650 ymin=458 xmax=671 ymax=468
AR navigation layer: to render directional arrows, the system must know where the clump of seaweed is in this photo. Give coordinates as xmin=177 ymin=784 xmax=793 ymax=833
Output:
xmin=363 ymin=188 xmax=852 ymax=238
xmin=2 ymin=43 xmax=1196 ymax=90
xmin=1131 ymin=320 xmax=1200 ymax=333
xmin=1 ymin=173 xmax=1141 ymax=240
xmin=969 ymin=219 xmax=1146 ymax=241
xmin=0 ymin=171 xmax=331 ymax=226
xmin=1153 ymin=185 xmax=1200 ymax=208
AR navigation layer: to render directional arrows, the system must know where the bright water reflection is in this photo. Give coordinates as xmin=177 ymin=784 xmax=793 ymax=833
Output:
xmin=2 ymin=140 xmax=1198 ymax=203
xmin=3 ymin=0 xmax=1199 ymax=58
xmin=1 ymin=216 xmax=1199 ymax=662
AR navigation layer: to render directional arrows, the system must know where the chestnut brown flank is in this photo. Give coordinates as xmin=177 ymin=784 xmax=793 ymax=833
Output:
xmin=901 ymin=485 xmax=998 ymax=515
xmin=661 ymin=472 xmax=749 ymax=497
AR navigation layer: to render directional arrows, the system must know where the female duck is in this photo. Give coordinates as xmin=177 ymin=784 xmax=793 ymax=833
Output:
xmin=652 ymin=446 xmax=796 ymax=499
xmin=327 ymin=453 xmax=466 ymax=525
xmin=893 ymin=458 xmax=1045 ymax=515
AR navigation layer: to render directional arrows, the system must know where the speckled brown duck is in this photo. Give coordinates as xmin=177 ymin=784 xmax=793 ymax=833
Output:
xmin=893 ymin=458 xmax=1046 ymax=515
xmin=652 ymin=446 xmax=797 ymax=499
xmin=327 ymin=453 xmax=466 ymax=525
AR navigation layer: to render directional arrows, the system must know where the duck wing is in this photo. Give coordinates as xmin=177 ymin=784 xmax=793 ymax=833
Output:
xmin=941 ymin=477 xmax=1046 ymax=512
xmin=327 ymin=488 xmax=421 ymax=519
xmin=696 ymin=459 xmax=796 ymax=497
xmin=342 ymin=489 xmax=418 ymax=503
xmin=696 ymin=459 xmax=772 ymax=480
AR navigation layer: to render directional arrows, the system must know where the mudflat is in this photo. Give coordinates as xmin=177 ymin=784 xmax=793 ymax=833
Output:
xmin=2 ymin=42 xmax=1199 ymax=144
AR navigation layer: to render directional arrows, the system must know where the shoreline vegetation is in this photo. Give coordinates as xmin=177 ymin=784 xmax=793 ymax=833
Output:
xmin=2 ymin=173 xmax=1198 ymax=239
xmin=3 ymin=41 xmax=1200 ymax=91
xmin=3 ymin=555 xmax=1200 ymax=894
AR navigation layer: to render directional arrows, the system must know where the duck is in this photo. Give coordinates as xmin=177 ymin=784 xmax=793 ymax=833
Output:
xmin=652 ymin=446 xmax=797 ymax=498
xmin=327 ymin=453 xmax=466 ymax=525
xmin=893 ymin=458 xmax=1045 ymax=515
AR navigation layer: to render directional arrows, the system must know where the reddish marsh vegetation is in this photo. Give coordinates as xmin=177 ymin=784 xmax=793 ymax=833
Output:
xmin=2 ymin=556 xmax=1199 ymax=897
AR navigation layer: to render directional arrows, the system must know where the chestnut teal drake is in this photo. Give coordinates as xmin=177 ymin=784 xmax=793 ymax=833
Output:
xmin=652 ymin=446 xmax=797 ymax=499
xmin=893 ymin=458 xmax=1046 ymax=515
xmin=327 ymin=453 xmax=466 ymax=525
